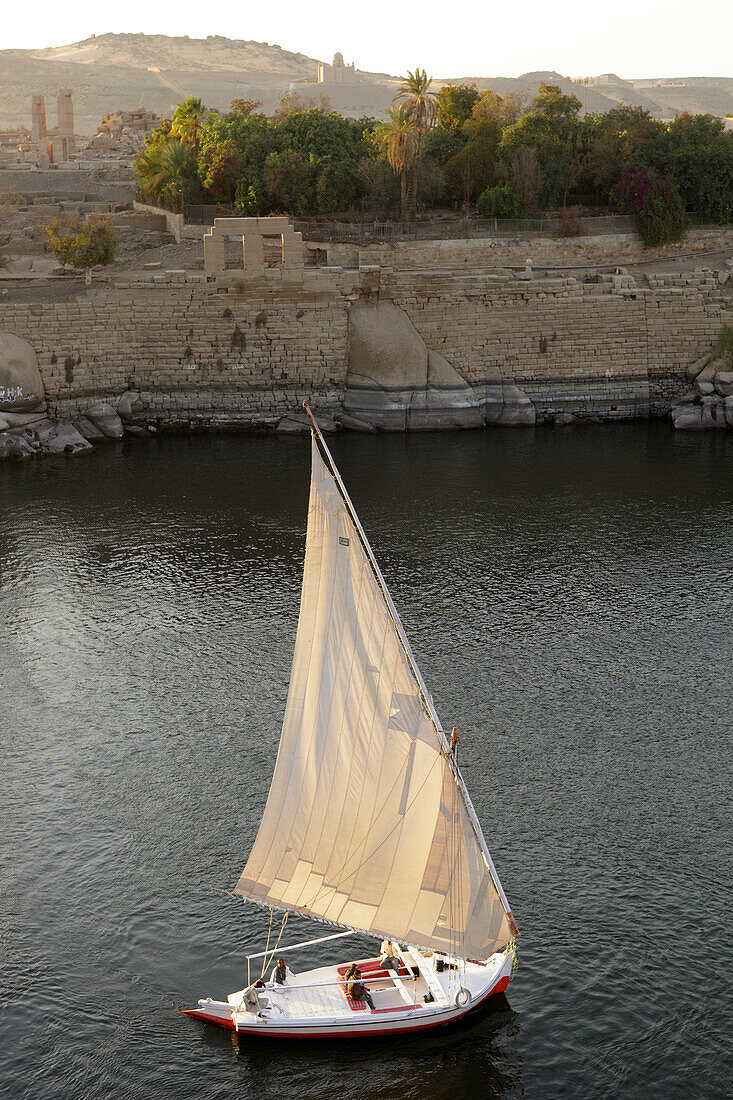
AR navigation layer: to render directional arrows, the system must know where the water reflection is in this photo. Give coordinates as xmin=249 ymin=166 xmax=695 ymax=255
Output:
xmin=227 ymin=996 xmax=520 ymax=1100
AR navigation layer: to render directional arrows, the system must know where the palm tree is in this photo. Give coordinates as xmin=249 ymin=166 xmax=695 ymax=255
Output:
xmin=396 ymin=68 xmax=438 ymax=218
xmin=172 ymin=96 xmax=207 ymax=153
xmin=134 ymin=136 xmax=193 ymax=211
xmin=374 ymin=104 xmax=419 ymax=223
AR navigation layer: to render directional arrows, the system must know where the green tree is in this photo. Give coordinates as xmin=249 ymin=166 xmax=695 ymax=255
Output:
xmin=46 ymin=215 xmax=119 ymax=284
xmin=500 ymin=112 xmax=566 ymax=206
xmin=435 ymin=83 xmax=479 ymax=132
xmin=532 ymin=83 xmax=582 ymax=122
xmin=315 ymin=158 xmax=358 ymax=214
xmin=465 ymin=90 xmax=523 ymax=146
xmin=234 ymin=173 xmax=268 ymax=216
xmin=172 ymin=96 xmax=208 ymax=153
xmin=199 ymin=139 xmax=244 ymax=204
xmin=641 ymin=113 xmax=733 ymax=221
xmin=585 ymin=105 xmax=665 ymax=197
xmin=374 ymin=104 xmax=420 ymax=221
xmin=444 ymin=142 xmax=493 ymax=211
xmin=422 ymin=126 xmax=465 ymax=165
xmin=396 ymin=68 xmax=438 ymax=218
xmin=477 ymin=181 xmax=520 ymax=218
xmin=263 ymin=149 xmax=314 ymax=214
xmin=135 ymin=136 xmax=197 ymax=211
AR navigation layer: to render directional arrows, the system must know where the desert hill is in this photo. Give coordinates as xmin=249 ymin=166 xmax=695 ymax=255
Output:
xmin=0 ymin=33 xmax=731 ymax=133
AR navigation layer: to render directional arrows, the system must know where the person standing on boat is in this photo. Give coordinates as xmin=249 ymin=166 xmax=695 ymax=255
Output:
xmin=380 ymin=939 xmax=401 ymax=972
xmin=344 ymin=964 xmax=375 ymax=1010
xmin=270 ymin=957 xmax=295 ymax=985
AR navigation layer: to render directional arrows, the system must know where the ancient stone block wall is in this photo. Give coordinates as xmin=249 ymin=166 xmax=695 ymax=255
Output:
xmin=0 ymin=277 xmax=350 ymax=424
xmin=323 ymin=227 xmax=733 ymax=272
xmin=0 ymin=265 xmax=725 ymax=427
xmin=383 ymin=270 xmax=723 ymax=419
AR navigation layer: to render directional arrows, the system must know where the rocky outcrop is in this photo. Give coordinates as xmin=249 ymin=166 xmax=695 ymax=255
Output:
xmin=671 ymin=355 xmax=733 ymax=430
xmin=344 ymin=302 xmax=483 ymax=431
xmin=0 ymin=333 xmax=46 ymax=417
xmin=344 ymin=301 xmax=537 ymax=431
xmin=0 ymin=381 xmax=153 ymax=461
xmin=86 ymin=401 xmax=124 ymax=439
xmin=0 ymin=418 xmax=92 ymax=458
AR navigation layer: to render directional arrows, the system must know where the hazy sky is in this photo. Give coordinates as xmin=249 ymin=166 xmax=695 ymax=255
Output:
xmin=3 ymin=0 xmax=732 ymax=79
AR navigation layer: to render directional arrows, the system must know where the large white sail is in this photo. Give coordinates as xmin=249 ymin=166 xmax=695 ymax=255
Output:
xmin=235 ymin=435 xmax=512 ymax=961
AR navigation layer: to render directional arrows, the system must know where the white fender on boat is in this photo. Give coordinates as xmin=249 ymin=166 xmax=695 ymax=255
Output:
xmin=455 ymin=988 xmax=472 ymax=1008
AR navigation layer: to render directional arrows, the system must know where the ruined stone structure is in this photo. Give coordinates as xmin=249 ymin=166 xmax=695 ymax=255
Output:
xmin=317 ymin=52 xmax=357 ymax=84
xmin=56 ymin=88 xmax=76 ymax=159
xmin=203 ymin=217 xmax=305 ymax=284
xmin=31 ymin=95 xmax=47 ymax=144
xmin=100 ymin=109 xmax=157 ymax=136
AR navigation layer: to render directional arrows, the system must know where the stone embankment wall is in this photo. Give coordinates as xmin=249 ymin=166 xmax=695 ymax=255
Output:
xmin=321 ymin=227 xmax=733 ymax=271
xmin=0 ymin=264 xmax=727 ymax=427
xmin=0 ymin=271 xmax=353 ymax=424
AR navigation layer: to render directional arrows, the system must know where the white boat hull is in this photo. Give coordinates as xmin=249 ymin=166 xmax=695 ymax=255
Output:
xmin=184 ymin=948 xmax=514 ymax=1039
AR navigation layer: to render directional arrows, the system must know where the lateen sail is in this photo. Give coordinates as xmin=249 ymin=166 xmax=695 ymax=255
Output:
xmin=235 ymin=436 xmax=512 ymax=961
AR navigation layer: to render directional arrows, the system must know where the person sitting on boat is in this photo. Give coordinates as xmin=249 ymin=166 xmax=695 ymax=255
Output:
xmin=380 ymin=939 xmax=401 ymax=972
xmin=242 ymin=978 xmax=266 ymax=1010
xmin=344 ymin=964 xmax=375 ymax=1010
xmin=270 ymin=957 xmax=295 ymax=986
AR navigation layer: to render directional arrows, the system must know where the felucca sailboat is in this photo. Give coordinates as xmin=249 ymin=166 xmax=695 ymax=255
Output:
xmin=185 ymin=409 xmax=519 ymax=1038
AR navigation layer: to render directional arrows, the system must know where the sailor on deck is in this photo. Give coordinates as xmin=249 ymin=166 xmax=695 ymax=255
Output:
xmin=242 ymin=978 xmax=266 ymax=1010
xmin=344 ymin=964 xmax=376 ymax=1010
xmin=270 ymin=957 xmax=295 ymax=985
xmin=380 ymin=939 xmax=401 ymax=972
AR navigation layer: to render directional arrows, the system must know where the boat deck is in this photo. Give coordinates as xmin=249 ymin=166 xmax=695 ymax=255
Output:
xmin=227 ymin=949 xmax=503 ymax=1022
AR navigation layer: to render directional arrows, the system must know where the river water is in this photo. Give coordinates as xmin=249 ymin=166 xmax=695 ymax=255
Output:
xmin=1 ymin=425 xmax=731 ymax=1099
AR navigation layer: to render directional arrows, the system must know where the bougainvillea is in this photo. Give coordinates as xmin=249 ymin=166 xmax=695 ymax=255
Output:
xmin=613 ymin=167 xmax=686 ymax=246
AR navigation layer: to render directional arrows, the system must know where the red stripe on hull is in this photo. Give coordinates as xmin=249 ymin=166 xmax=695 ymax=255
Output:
xmin=183 ymin=1009 xmax=235 ymax=1030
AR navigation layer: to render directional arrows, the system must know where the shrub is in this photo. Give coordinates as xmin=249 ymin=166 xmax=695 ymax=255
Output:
xmin=557 ymin=206 xmax=585 ymax=237
xmin=477 ymin=181 xmax=520 ymax=218
xmin=234 ymin=174 xmax=267 ymax=216
xmin=46 ymin=215 xmax=120 ymax=282
xmin=613 ymin=166 xmax=686 ymax=246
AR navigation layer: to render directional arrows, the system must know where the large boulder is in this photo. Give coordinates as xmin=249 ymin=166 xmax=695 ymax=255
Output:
xmin=73 ymin=416 xmax=108 ymax=442
xmin=672 ymin=405 xmax=704 ymax=430
xmin=717 ymin=396 xmax=730 ymax=429
xmin=670 ymin=390 xmax=697 ymax=410
xmin=497 ymin=384 xmax=536 ymax=426
xmin=117 ymin=391 xmax=146 ymax=423
xmin=0 ymin=429 xmax=36 ymax=459
xmin=686 ymin=354 xmax=710 ymax=381
xmin=35 ymin=420 xmax=94 ymax=456
xmin=345 ymin=301 xmax=481 ymax=431
xmin=714 ymin=371 xmax=733 ymax=398
xmin=0 ymin=333 xmax=46 ymax=413
xmin=86 ymin=401 xmax=124 ymax=439
xmin=696 ymin=362 xmax=716 ymax=385
xmin=700 ymin=395 xmax=726 ymax=429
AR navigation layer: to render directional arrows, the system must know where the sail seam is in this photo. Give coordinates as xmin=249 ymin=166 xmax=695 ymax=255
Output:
xmin=306 ymin=421 xmax=514 ymax=922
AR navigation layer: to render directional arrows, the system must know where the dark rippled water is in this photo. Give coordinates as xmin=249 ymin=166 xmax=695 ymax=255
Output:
xmin=1 ymin=425 xmax=732 ymax=1099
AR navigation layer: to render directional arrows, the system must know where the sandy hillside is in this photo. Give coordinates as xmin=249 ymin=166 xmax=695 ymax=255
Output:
xmin=1 ymin=35 xmax=731 ymax=133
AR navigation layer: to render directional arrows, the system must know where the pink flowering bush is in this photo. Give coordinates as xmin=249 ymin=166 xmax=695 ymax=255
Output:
xmin=613 ymin=166 xmax=686 ymax=246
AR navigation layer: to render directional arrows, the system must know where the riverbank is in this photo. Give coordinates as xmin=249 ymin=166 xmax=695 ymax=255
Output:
xmin=1 ymin=215 xmax=732 ymax=457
